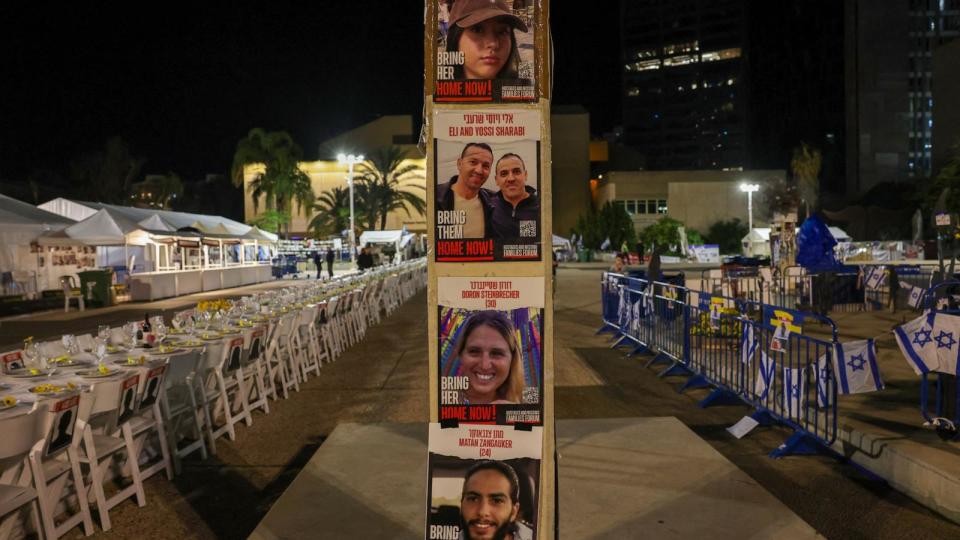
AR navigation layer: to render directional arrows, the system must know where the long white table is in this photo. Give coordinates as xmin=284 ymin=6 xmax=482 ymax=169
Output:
xmin=128 ymin=264 xmax=273 ymax=301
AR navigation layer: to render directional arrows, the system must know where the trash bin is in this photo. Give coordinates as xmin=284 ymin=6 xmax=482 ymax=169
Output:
xmin=577 ymin=249 xmax=593 ymax=262
xmin=77 ymin=269 xmax=114 ymax=308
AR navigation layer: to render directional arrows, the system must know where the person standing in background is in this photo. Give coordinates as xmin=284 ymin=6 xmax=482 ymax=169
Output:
xmin=325 ymin=247 xmax=335 ymax=278
xmin=312 ymin=250 xmax=322 ymax=279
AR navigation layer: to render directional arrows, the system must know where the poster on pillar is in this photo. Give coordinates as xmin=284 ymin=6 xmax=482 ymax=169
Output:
xmin=434 ymin=109 xmax=542 ymax=262
xmin=434 ymin=0 xmax=537 ymax=103
xmin=426 ymin=423 xmax=542 ymax=540
xmin=438 ymin=277 xmax=543 ymax=425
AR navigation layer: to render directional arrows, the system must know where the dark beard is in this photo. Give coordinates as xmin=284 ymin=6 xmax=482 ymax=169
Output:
xmin=459 ymin=516 xmax=514 ymax=540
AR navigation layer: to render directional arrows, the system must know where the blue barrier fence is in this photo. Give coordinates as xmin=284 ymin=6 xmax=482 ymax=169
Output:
xmin=601 ymin=272 xmax=840 ymax=457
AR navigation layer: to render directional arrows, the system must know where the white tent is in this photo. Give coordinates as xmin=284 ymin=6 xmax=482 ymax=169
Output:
xmin=742 ymin=226 xmax=854 ymax=257
xmin=40 ymin=208 xmax=149 ymax=246
xmin=359 ymin=230 xmax=404 ymax=246
xmin=138 ymin=213 xmax=176 ymax=232
xmin=0 ymin=194 xmax=75 ymax=275
xmin=552 ymin=234 xmax=572 ymax=251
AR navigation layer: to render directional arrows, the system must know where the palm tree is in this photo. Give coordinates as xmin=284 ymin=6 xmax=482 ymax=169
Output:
xmin=308 ymin=186 xmax=353 ymax=237
xmin=356 ymin=146 xmax=426 ymax=230
xmin=791 ymin=142 xmax=822 ymax=217
xmin=232 ymin=128 xmax=315 ymax=237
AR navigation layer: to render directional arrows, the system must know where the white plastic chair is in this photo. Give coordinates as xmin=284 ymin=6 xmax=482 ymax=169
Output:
xmin=60 ymin=276 xmax=85 ymax=313
xmin=28 ymin=392 xmax=95 ymax=539
xmin=0 ymin=407 xmax=44 ymax=540
xmin=77 ymin=374 xmax=147 ymax=532
xmin=126 ymin=359 xmax=174 ymax=482
xmin=159 ymin=349 xmax=208 ymax=473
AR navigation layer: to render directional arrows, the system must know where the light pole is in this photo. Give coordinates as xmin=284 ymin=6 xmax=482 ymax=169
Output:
xmin=338 ymin=153 xmax=364 ymax=266
xmin=739 ymin=183 xmax=760 ymax=231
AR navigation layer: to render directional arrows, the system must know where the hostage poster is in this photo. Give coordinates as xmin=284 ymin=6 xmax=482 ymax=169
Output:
xmin=438 ymin=277 xmax=544 ymax=425
xmin=434 ymin=0 xmax=537 ymax=103
xmin=434 ymin=109 xmax=542 ymax=262
xmin=426 ymin=423 xmax=542 ymax=540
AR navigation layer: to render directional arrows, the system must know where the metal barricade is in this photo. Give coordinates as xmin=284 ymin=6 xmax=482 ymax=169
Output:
xmin=916 ymin=281 xmax=960 ymax=431
xmin=599 ymin=271 xmax=840 ymax=457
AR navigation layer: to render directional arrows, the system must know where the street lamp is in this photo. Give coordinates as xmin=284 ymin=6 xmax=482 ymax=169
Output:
xmin=338 ymin=153 xmax=364 ymax=266
xmin=739 ymin=183 xmax=760 ymax=231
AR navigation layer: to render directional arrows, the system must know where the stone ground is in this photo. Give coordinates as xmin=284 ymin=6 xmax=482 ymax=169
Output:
xmin=6 ymin=265 xmax=955 ymax=539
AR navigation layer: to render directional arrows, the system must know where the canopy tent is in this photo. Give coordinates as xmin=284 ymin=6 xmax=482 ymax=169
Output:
xmin=39 ymin=198 xmax=261 ymax=240
xmin=359 ymin=230 xmax=404 ymax=246
xmin=742 ymin=226 xmax=853 ymax=257
xmin=138 ymin=213 xmax=176 ymax=232
xmin=39 ymin=208 xmax=150 ymax=246
xmin=552 ymin=234 xmax=572 ymax=252
xmin=246 ymin=226 xmax=279 ymax=242
xmin=0 ymin=194 xmax=75 ymax=275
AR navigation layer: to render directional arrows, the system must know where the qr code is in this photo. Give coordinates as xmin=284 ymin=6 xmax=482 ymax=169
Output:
xmin=519 ymin=61 xmax=533 ymax=80
xmin=519 ymin=220 xmax=536 ymax=237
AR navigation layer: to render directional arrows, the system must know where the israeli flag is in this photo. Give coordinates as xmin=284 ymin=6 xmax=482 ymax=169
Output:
xmin=755 ymin=352 xmax=776 ymax=402
xmin=904 ymin=284 xmax=924 ymax=310
xmin=740 ymin=323 xmax=758 ymax=365
xmin=642 ymin=285 xmax=656 ymax=319
xmin=782 ymin=366 xmax=806 ymax=418
xmin=630 ymin=300 xmax=641 ymax=335
xmin=863 ymin=266 xmax=886 ymax=290
xmin=814 ymin=350 xmax=832 ymax=408
xmin=617 ymin=286 xmax=627 ymax=327
xmin=932 ymin=313 xmax=960 ymax=376
xmin=893 ymin=312 xmax=940 ymax=375
xmin=832 ymin=339 xmax=884 ymax=395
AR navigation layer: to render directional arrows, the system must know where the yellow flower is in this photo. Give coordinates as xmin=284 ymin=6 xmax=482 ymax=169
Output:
xmin=98 ymin=364 xmax=110 ymax=374
xmin=1 ymin=396 xmax=16 ymax=407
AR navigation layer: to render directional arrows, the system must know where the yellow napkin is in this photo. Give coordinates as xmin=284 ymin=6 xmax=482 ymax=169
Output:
xmin=125 ymin=356 xmax=146 ymax=365
xmin=1 ymin=396 xmax=16 ymax=407
xmin=29 ymin=368 xmax=40 ymax=375
xmin=98 ymin=364 xmax=111 ymax=374
xmin=52 ymin=354 xmax=70 ymax=364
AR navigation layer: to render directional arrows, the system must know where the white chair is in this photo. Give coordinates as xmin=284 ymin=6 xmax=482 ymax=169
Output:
xmin=77 ymin=374 xmax=147 ymax=532
xmin=29 ymin=392 xmax=95 ymax=539
xmin=294 ymin=306 xmax=321 ymax=380
xmin=60 ymin=276 xmax=85 ymax=313
xmin=0 ymin=407 xmax=44 ymax=540
xmin=126 ymin=359 xmax=174 ymax=482
xmin=242 ymin=327 xmax=271 ymax=417
xmin=193 ymin=337 xmax=249 ymax=453
xmin=159 ymin=350 xmax=208 ymax=473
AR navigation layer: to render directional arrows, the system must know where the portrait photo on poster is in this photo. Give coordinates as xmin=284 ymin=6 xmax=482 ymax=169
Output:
xmin=434 ymin=109 xmax=542 ymax=262
xmin=426 ymin=423 xmax=542 ymax=540
xmin=438 ymin=277 xmax=544 ymax=425
xmin=435 ymin=0 xmax=537 ymax=103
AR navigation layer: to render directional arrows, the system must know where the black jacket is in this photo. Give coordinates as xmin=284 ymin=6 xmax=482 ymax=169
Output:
xmin=436 ymin=175 xmax=494 ymax=238
xmin=490 ymin=186 xmax=540 ymax=240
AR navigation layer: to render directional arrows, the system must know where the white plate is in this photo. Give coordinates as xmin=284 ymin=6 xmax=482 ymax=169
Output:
xmin=0 ymin=399 xmax=19 ymax=411
xmin=77 ymin=369 xmax=121 ymax=378
xmin=8 ymin=370 xmax=46 ymax=379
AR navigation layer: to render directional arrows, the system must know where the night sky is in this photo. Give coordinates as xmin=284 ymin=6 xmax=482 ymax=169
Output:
xmin=1 ymin=2 xmax=622 ymax=183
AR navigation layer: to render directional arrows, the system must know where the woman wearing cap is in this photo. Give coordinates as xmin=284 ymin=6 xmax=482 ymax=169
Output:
xmin=453 ymin=310 xmax=525 ymax=404
xmin=445 ymin=0 xmax=528 ymax=80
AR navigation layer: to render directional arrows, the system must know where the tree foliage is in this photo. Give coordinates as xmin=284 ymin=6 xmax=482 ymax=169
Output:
xmin=233 ymin=128 xmax=315 ymax=237
xmin=791 ymin=142 xmax=822 ymax=215
xmin=572 ymin=202 xmax=636 ymax=250
xmin=355 ymin=146 xmax=426 ymax=230
xmin=704 ymin=218 xmax=749 ymax=254
xmin=924 ymin=140 xmax=960 ymax=213
xmin=758 ymin=177 xmax=801 ymax=220
xmin=69 ymin=137 xmax=145 ymax=204
xmin=308 ymin=186 xmax=352 ymax=237
xmin=639 ymin=217 xmax=687 ymax=255
xmin=247 ymin=209 xmax=289 ymax=234
xmin=129 ymin=173 xmax=184 ymax=209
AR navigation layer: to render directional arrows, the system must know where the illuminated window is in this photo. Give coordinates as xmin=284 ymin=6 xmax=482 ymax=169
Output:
xmin=700 ymin=47 xmax=742 ymax=63
xmin=627 ymin=87 xmax=640 ymax=97
xmin=663 ymin=55 xmax=697 ymax=67
xmin=629 ymin=59 xmax=661 ymax=71
xmin=636 ymin=48 xmax=658 ymax=59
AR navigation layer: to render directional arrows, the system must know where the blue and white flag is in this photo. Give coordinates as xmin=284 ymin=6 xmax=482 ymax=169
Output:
xmin=642 ymin=285 xmax=656 ymax=319
xmin=832 ymin=339 xmax=884 ymax=395
xmin=932 ymin=313 xmax=960 ymax=376
xmin=617 ymin=286 xmax=627 ymax=327
xmin=740 ymin=323 xmax=758 ymax=365
xmin=782 ymin=366 xmax=806 ymax=418
xmin=814 ymin=350 xmax=832 ymax=408
xmin=630 ymin=300 xmax=641 ymax=335
xmin=903 ymin=284 xmax=924 ymax=310
xmin=755 ymin=352 xmax=776 ymax=402
xmin=894 ymin=312 xmax=940 ymax=375
xmin=863 ymin=266 xmax=886 ymax=290
xmin=600 ymin=237 xmax=611 ymax=251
